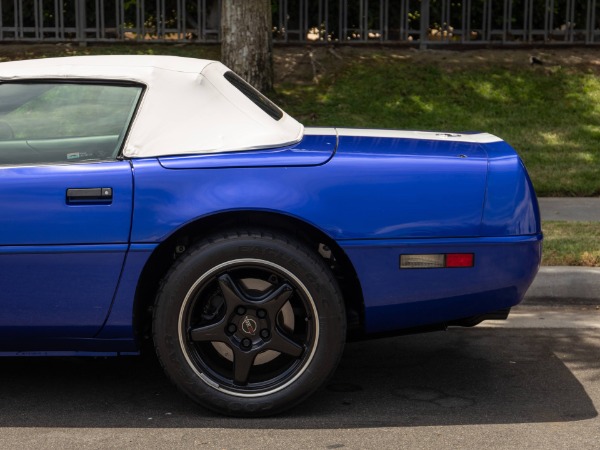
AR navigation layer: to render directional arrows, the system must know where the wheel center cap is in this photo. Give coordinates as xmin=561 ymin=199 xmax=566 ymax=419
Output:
xmin=241 ymin=315 xmax=258 ymax=336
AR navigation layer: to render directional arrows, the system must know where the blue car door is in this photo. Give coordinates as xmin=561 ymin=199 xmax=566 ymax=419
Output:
xmin=0 ymin=162 xmax=133 ymax=339
xmin=0 ymin=81 xmax=142 ymax=342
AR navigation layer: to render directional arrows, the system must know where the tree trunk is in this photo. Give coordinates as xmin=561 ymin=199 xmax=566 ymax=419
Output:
xmin=221 ymin=0 xmax=273 ymax=93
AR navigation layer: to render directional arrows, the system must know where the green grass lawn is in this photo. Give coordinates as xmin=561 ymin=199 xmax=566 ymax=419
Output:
xmin=542 ymin=221 xmax=600 ymax=267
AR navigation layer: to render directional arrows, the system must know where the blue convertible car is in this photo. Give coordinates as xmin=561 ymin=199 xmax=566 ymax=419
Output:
xmin=0 ymin=56 xmax=542 ymax=416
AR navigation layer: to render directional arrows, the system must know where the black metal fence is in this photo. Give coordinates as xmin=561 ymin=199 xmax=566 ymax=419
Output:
xmin=1 ymin=0 xmax=599 ymax=45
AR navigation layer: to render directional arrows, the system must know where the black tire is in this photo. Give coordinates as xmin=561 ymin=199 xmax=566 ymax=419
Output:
xmin=153 ymin=230 xmax=346 ymax=416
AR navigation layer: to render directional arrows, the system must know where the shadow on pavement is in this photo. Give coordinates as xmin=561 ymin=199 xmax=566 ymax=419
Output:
xmin=0 ymin=328 xmax=596 ymax=428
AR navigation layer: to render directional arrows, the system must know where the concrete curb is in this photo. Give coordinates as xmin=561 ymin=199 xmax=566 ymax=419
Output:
xmin=524 ymin=266 xmax=600 ymax=306
xmin=532 ymin=198 xmax=599 ymax=305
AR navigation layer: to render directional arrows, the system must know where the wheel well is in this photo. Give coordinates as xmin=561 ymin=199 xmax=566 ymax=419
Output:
xmin=133 ymin=211 xmax=365 ymax=346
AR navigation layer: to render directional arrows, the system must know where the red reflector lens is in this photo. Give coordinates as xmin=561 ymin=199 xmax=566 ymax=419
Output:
xmin=445 ymin=253 xmax=474 ymax=268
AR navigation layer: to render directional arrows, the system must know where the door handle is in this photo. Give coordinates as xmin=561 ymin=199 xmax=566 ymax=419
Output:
xmin=66 ymin=187 xmax=113 ymax=204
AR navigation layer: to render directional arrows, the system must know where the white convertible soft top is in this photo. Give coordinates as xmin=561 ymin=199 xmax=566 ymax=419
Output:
xmin=0 ymin=55 xmax=303 ymax=157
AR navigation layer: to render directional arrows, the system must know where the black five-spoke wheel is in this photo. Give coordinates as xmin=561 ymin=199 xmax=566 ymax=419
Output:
xmin=153 ymin=230 xmax=346 ymax=416
xmin=181 ymin=263 xmax=316 ymax=392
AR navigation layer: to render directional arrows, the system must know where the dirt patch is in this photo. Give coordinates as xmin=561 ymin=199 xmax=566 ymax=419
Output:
xmin=273 ymin=45 xmax=600 ymax=84
xmin=1 ymin=42 xmax=600 ymax=85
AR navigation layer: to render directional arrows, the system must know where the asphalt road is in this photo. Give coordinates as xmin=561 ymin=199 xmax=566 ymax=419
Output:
xmin=0 ymin=305 xmax=598 ymax=449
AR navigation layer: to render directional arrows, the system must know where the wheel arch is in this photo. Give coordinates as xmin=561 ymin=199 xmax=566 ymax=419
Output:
xmin=133 ymin=210 xmax=365 ymax=347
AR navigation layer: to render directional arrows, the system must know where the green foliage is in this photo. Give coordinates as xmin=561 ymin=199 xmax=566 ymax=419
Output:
xmin=425 ymin=0 xmax=590 ymax=31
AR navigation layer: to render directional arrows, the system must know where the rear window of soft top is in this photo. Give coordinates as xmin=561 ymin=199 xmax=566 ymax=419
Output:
xmin=223 ymin=71 xmax=284 ymax=121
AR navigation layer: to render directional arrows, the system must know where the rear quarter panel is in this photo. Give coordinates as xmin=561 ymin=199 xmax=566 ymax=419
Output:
xmin=123 ymin=133 xmax=540 ymax=337
xmin=131 ymin=135 xmax=489 ymax=242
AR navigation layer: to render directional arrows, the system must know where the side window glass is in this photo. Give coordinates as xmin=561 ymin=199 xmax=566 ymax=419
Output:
xmin=0 ymin=83 xmax=142 ymax=165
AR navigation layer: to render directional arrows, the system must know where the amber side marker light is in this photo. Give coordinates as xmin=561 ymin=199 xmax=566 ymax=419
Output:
xmin=400 ymin=253 xmax=474 ymax=269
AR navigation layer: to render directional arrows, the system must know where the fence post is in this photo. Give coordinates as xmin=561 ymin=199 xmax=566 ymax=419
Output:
xmin=420 ymin=0 xmax=430 ymax=49
xmin=76 ymin=0 xmax=87 ymax=46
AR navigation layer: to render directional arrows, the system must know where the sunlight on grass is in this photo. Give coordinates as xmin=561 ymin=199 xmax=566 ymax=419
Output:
xmin=574 ymin=152 xmax=596 ymax=163
xmin=406 ymin=95 xmax=435 ymax=113
xmin=538 ymin=131 xmax=561 ymax=145
xmin=581 ymin=124 xmax=600 ymax=136
xmin=542 ymin=221 xmax=600 ymax=266
xmin=469 ymin=79 xmax=511 ymax=102
xmin=581 ymin=77 xmax=600 ymax=113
